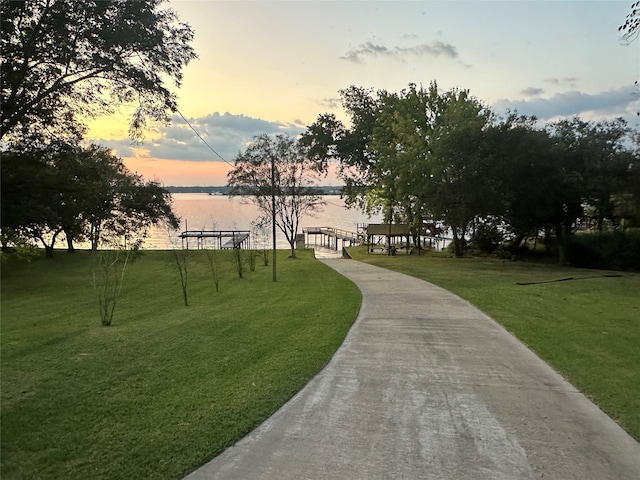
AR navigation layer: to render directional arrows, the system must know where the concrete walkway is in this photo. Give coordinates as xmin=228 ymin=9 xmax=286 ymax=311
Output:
xmin=185 ymin=258 xmax=640 ymax=480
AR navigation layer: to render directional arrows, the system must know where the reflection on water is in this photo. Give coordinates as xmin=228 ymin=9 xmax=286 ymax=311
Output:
xmin=145 ymin=194 xmax=382 ymax=250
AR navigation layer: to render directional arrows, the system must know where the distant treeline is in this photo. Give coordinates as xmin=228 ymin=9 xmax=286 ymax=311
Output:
xmin=166 ymin=185 xmax=344 ymax=195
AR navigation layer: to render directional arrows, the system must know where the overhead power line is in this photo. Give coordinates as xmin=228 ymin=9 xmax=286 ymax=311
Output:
xmin=175 ymin=109 xmax=234 ymax=167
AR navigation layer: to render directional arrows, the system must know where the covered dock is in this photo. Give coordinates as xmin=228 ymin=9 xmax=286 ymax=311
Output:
xmin=303 ymin=226 xmax=363 ymax=251
xmin=178 ymin=230 xmax=251 ymax=250
xmin=366 ymin=224 xmax=412 ymax=254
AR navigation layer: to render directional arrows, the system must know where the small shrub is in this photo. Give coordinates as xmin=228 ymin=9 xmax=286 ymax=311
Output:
xmin=601 ymin=231 xmax=640 ymax=271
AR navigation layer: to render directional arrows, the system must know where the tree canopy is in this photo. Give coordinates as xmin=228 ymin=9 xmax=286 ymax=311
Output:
xmin=302 ymin=82 xmax=639 ymax=264
xmin=1 ymin=143 xmax=179 ymax=255
xmin=0 ymin=0 xmax=196 ymax=142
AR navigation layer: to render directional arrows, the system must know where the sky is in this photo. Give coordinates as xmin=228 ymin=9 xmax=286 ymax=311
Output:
xmin=86 ymin=0 xmax=640 ymax=186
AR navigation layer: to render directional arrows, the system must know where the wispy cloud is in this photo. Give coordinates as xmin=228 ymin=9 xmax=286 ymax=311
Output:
xmin=319 ymin=97 xmax=341 ymax=110
xmin=341 ymin=40 xmax=461 ymax=64
xmin=493 ymin=86 xmax=638 ymax=121
xmin=521 ymin=87 xmax=544 ymax=97
xmin=544 ymin=77 xmax=579 ymax=88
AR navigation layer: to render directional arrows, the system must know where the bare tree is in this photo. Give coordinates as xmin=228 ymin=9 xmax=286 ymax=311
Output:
xmin=227 ymin=134 xmax=325 ymax=258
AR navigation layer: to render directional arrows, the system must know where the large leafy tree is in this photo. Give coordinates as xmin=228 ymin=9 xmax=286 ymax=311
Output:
xmin=365 ymin=83 xmax=440 ymax=249
xmin=304 ymin=83 xmax=493 ymax=256
xmin=428 ymin=88 xmax=494 ymax=257
xmin=0 ymin=143 xmax=69 ymax=255
xmin=1 ymin=144 xmax=179 ymax=255
xmin=304 ymin=82 xmax=640 ymax=263
xmin=0 ymin=0 xmax=196 ymax=142
xmin=561 ymin=118 xmax=633 ymax=234
xmin=227 ymin=134 xmax=325 ymax=258
xmin=484 ymin=114 xmax=555 ymax=249
xmin=302 ymin=86 xmax=380 ymax=214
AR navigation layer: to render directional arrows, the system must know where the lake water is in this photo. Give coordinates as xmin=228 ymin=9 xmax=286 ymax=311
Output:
xmin=144 ymin=193 xmax=383 ymax=251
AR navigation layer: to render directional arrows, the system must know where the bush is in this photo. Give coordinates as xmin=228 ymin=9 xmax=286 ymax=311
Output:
xmin=471 ymin=223 xmax=503 ymax=254
xmin=566 ymin=231 xmax=640 ymax=271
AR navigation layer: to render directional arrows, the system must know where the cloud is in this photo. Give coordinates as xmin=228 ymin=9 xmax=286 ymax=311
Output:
xmin=492 ymin=86 xmax=639 ymax=121
xmin=521 ymin=87 xmax=544 ymax=97
xmin=340 ymin=40 xmax=460 ymax=64
xmin=90 ymin=112 xmax=306 ymax=163
xmin=544 ymin=77 xmax=579 ymax=88
xmin=319 ymin=97 xmax=341 ymax=110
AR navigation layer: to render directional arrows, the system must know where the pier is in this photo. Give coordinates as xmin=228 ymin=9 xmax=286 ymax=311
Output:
xmin=178 ymin=230 xmax=251 ymax=250
xmin=303 ymin=226 xmax=364 ymax=251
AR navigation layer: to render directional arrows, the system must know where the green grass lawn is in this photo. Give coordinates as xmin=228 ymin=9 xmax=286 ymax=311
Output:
xmin=349 ymin=247 xmax=640 ymax=441
xmin=1 ymin=249 xmax=361 ymax=480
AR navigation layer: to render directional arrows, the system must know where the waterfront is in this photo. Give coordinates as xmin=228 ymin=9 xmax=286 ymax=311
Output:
xmin=144 ymin=193 xmax=383 ymax=250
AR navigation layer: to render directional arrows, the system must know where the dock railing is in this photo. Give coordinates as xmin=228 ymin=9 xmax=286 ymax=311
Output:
xmin=303 ymin=226 xmax=359 ymax=242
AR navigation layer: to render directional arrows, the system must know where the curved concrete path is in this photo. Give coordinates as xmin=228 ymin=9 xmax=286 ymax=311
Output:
xmin=185 ymin=258 xmax=640 ymax=480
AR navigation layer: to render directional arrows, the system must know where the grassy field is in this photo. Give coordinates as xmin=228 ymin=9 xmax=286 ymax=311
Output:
xmin=1 ymin=249 xmax=361 ymax=480
xmin=348 ymin=247 xmax=640 ymax=441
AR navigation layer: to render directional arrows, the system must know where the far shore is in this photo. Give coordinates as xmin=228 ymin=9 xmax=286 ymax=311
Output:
xmin=165 ymin=185 xmax=345 ymax=195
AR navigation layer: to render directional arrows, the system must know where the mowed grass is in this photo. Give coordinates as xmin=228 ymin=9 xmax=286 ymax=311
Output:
xmin=1 ymin=249 xmax=361 ymax=480
xmin=349 ymin=247 xmax=640 ymax=441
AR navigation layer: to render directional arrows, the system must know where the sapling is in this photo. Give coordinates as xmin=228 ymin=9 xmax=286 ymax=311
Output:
xmin=233 ymin=247 xmax=244 ymax=278
xmin=205 ymin=248 xmax=220 ymax=292
xmin=92 ymin=249 xmax=131 ymax=326
xmin=167 ymin=226 xmax=191 ymax=306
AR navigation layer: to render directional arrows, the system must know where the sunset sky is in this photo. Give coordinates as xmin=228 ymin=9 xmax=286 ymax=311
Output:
xmin=86 ymin=0 xmax=639 ymax=186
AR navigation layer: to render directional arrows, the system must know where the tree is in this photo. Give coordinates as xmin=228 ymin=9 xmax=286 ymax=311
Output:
xmin=620 ymin=1 xmax=640 ymax=43
xmin=302 ymin=86 xmax=380 ymax=214
xmin=303 ymin=82 xmax=495 ymax=256
xmin=92 ymin=248 xmax=131 ymax=326
xmin=227 ymin=134 xmax=325 ymax=258
xmin=484 ymin=114 xmax=555 ymax=250
xmin=1 ymin=142 xmax=76 ymax=255
xmin=428 ymin=88 xmax=494 ymax=257
xmin=615 ymin=132 xmax=640 ymax=228
xmin=1 ymin=143 xmax=179 ymax=255
xmin=567 ymin=118 xmax=633 ymax=234
xmin=0 ymin=0 xmax=196 ymax=142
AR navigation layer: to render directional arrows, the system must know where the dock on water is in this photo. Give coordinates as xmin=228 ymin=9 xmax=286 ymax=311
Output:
xmin=178 ymin=230 xmax=251 ymax=250
xmin=303 ymin=226 xmax=364 ymax=251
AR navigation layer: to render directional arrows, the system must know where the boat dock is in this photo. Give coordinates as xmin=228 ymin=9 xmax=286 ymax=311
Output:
xmin=303 ymin=226 xmax=364 ymax=251
xmin=178 ymin=230 xmax=251 ymax=250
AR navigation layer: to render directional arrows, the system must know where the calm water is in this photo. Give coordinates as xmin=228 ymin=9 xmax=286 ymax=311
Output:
xmin=144 ymin=193 xmax=382 ymax=250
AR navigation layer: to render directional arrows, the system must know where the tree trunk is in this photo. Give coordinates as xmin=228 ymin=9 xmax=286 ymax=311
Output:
xmin=451 ymin=230 xmax=465 ymax=257
xmin=511 ymin=233 xmax=526 ymax=251
xmin=65 ymin=231 xmax=75 ymax=252
xmin=553 ymin=222 xmax=569 ymax=266
xmin=37 ymin=230 xmax=61 ymax=257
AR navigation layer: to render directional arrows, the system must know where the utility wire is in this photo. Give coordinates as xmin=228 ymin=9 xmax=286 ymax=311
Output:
xmin=175 ymin=109 xmax=234 ymax=167
xmin=133 ymin=51 xmax=233 ymax=167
